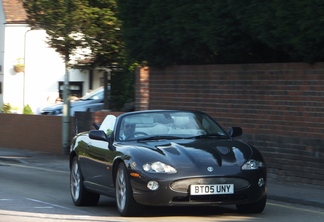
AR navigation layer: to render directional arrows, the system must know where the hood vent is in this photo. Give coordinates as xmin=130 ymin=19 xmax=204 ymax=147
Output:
xmin=215 ymin=146 xmax=230 ymax=155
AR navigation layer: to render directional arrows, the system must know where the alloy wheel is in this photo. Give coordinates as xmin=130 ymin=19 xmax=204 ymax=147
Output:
xmin=70 ymin=160 xmax=81 ymax=202
xmin=116 ymin=165 xmax=127 ymax=211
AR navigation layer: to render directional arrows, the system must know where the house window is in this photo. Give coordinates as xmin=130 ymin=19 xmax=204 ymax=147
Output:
xmin=58 ymin=82 xmax=83 ymax=100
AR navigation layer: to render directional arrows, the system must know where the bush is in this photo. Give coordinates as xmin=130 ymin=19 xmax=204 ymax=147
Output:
xmin=23 ymin=104 xmax=33 ymax=114
xmin=1 ymin=103 xmax=12 ymax=113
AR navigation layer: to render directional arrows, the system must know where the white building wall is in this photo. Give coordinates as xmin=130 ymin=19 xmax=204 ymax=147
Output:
xmin=3 ymin=26 xmax=91 ymax=113
xmin=24 ymin=29 xmax=65 ymax=112
xmin=3 ymin=24 xmax=29 ymax=112
xmin=0 ymin=4 xmax=5 ymax=106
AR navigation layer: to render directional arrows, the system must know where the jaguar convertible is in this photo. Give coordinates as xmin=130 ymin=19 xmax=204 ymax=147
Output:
xmin=69 ymin=110 xmax=267 ymax=216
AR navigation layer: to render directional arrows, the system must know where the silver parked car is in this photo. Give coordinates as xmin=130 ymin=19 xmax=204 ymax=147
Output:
xmin=40 ymin=86 xmax=108 ymax=116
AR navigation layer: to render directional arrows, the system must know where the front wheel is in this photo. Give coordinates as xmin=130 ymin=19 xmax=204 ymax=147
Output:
xmin=70 ymin=157 xmax=100 ymax=206
xmin=236 ymin=195 xmax=267 ymax=214
xmin=115 ymin=163 xmax=144 ymax=216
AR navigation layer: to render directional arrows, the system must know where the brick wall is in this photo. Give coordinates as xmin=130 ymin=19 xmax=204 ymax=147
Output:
xmin=0 ymin=114 xmax=63 ymax=154
xmin=0 ymin=111 xmax=123 ymax=155
xmin=92 ymin=111 xmax=124 ymax=124
xmin=135 ymin=66 xmax=150 ymax=110
xmin=1 ymin=62 xmax=323 ymax=186
xmin=135 ymin=63 xmax=324 ymax=186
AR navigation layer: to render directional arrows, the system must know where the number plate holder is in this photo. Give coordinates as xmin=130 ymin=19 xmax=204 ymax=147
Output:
xmin=190 ymin=184 xmax=234 ymax=195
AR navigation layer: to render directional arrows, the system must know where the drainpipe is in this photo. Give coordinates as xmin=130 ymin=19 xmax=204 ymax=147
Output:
xmin=23 ymin=28 xmax=32 ymax=107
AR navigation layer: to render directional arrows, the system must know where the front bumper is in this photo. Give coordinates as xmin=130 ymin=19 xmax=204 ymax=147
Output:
xmin=130 ymin=174 xmax=267 ymax=206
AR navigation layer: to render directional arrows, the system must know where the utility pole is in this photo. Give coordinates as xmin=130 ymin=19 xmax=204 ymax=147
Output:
xmin=62 ymin=58 xmax=70 ymax=155
xmin=62 ymin=0 xmax=71 ymax=155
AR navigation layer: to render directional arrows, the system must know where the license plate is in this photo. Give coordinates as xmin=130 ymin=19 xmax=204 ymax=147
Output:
xmin=190 ymin=184 xmax=234 ymax=195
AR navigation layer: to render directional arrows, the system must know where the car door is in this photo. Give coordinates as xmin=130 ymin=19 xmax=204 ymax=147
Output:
xmin=82 ymin=114 xmax=117 ymax=191
xmin=83 ymin=138 xmax=123 ymax=197
xmin=84 ymin=139 xmax=111 ymax=187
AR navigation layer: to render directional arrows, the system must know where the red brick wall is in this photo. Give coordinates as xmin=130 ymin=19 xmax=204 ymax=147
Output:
xmin=92 ymin=111 xmax=124 ymax=124
xmin=135 ymin=63 xmax=324 ymax=186
xmin=135 ymin=66 xmax=150 ymax=110
xmin=1 ymin=63 xmax=323 ymax=186
xmin=0 ymin=114 xmax=63 ymax=154
xmin=0 ymin=112 xmax=123 ymax=155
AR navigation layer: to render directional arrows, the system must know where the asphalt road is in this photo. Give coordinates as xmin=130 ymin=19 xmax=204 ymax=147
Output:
xmin=0 ymin=157 xmax=323 ymax=222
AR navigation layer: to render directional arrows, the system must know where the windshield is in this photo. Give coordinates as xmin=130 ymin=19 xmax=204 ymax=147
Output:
xmin=80 ymin=87 xmax=104 ymax=100
xmin=117 ymin=111 xmax=228 ymax=141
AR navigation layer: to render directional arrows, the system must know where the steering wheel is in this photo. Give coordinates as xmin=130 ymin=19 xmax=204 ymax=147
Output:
xmin=126 ymin=131 xmax=148 ymax=139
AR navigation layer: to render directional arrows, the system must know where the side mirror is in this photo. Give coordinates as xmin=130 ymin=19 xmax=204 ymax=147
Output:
xmin=89 ymin=130 xmax=108 ymax=141
xmin=228 ymin=127 xmax=242 ymax=137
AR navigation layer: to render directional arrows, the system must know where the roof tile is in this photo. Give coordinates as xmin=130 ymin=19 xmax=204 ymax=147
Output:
xmin=2 ymin=0 xmax=27 ymax=23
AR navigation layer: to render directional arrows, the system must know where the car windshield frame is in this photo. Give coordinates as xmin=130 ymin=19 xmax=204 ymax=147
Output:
xmin=79 ymin=87 xmax=104 ymax=100
xmin=116 ymin=110 xmax=229 ymax=141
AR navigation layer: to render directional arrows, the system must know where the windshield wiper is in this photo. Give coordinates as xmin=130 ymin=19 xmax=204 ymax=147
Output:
xmin=189 ymin=133 xmax=228 ymax=139
xmin=137 ymin=135 xmax=184 ymax=142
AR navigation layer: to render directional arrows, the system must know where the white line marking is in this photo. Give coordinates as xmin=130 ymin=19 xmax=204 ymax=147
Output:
xmin=0 ymin=161 xmax=68 ymax=174
xmin=34 ymin=206 xmax=53 ymax=209
xmin=26 ymin=198 xmax=72 ymax=210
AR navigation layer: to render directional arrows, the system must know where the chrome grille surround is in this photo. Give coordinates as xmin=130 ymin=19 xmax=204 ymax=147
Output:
xmin=170 ymin=177 xmax=249 ymax=193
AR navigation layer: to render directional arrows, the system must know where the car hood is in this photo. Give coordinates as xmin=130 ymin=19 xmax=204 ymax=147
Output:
xmin=41 ymin=102 xmax=63 ymax=111
xmin=136 ymin=139 xmax=253 ymax=171
xmin=42 ymin=99 xmax=100 ymax=111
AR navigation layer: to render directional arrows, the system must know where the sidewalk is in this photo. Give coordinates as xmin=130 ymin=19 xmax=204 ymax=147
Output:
xmin=1 ymin=147 xmax=323 ymax=209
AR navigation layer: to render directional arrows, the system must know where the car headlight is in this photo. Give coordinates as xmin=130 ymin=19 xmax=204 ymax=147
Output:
xmin=242 ymin=159 xmax=264 ymax=170
xmin=52 ymin=109 xmax=63 ymax=115
xmin=143 ymin=161 xmax=177 ymax=174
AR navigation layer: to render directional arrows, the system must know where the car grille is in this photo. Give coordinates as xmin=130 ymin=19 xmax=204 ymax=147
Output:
xmin=170 ymin=177 xmax=249 ymax=193
xmin=170 ymin=177 xmax=249 ymax=203
xmin=172 ymin=194 xmax=247 ymax=203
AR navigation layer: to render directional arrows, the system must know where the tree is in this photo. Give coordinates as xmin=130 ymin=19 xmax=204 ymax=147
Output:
xmin=230 ymin=0 xmax=324 ymax=63
xmin=117 ymin=0 xmax=324 ymax=66
xmin=78 ymin=0 xmax=123 ymax=67
xmin=21 ymin=0 xmax=124 ymax=153
xmin=67 ymin=0 xmax=124 ymax=110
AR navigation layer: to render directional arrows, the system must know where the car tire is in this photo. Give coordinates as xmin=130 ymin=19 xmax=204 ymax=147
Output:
xmin=236 ymin=195 xmax=267 ymax=214
xmin=70 ymin=157 xmax=100 ymax=206
xmin=115 ymin=162 xmax=144 ymax=216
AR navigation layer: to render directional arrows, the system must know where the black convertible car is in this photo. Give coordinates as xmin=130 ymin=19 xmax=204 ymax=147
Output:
xmin=69 ymin=110 xmax=267 ymax=216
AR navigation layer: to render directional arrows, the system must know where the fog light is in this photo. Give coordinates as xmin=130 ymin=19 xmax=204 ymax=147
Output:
xmin=258 ymin=178 xmax=265 ymax=187
xmin=147 ymin=181 xmax=159 ymax=191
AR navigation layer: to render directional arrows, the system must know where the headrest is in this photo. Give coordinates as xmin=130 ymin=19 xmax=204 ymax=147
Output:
xmin=173 ymin=116 xmax=190 ymax=128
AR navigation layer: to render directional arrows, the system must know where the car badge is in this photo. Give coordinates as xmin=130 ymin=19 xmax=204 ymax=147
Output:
xmin=207 ymin=166 xmax=214 ymax=172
